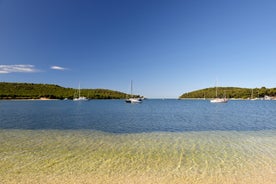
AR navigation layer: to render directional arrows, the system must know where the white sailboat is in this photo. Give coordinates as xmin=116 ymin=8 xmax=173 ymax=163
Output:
xmin=73 ymin=83 xmax=88 ymax=101
xmin=250 ymin=88 xmax=258 ymax=100
xmin=125 ymin=80 xmax=142 ymax=103
xmin=210 ymin=97 xmax=228 ymax=103
xmin=210 ymin=85 xmax=228 ymax=103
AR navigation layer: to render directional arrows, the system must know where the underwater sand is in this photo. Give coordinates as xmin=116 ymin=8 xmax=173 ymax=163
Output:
xmin=0 ymin=130 xmax=275 ymax=184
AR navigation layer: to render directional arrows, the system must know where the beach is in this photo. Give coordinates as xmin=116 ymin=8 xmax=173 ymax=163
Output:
xmin=1 ymin=130 xmax=275 ymax=184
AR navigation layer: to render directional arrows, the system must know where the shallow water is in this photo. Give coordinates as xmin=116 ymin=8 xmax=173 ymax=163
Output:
xmin=0 ymin=100 xmax=275 ymax=183
xmin=1 ymin=130 xmax=275 ymax=184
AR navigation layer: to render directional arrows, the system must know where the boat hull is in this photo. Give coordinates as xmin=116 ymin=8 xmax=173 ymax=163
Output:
xmin=125 ymin=98 xmax=142 ymax=103
xmin=73 ymin=97 xmax=88 ymax=101
xmin=210 ymin=98 xmax=228 ymax=103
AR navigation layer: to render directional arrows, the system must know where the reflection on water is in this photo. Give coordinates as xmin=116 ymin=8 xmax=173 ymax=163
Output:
xmin=0 ymin=130 xmax=275 ymax=184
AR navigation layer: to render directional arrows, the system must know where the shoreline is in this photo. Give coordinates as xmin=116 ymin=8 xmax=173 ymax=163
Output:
xmin=1 ymin=129 xmax=275 ymax=184
xmin=0 ymin=98 xmax=60 ymax=101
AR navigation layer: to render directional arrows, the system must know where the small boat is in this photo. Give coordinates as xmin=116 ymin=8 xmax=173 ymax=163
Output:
xmin=73 ymin=83 xmax=88 ymax=101
xmin=210 ymin=83 xmax=228 ymax=103
xmin=73 ymin=96 xmax=87 ymax=101
xmin=125 ymin=98 xmax=142 ymax=103
xmin=210 ymin=98 xmax=228 ymax=103
xmin=125 ymin=80 xmax=142 ymax=103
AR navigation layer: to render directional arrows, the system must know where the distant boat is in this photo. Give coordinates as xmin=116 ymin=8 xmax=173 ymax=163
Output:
xmin=125 ymin=98 xmax=142 ymax=103
xmin=210 ymin=98 xmax=228 ymax=103
xmin=125 ymin=80 xmax=142 ymax=103
xmin=250 ymin=88 xmax=258 ymax=100
xmin=73 ymin=83 xmax=88 ymax=101
xmin=210 ymin=84 xmax=228 ymax=103
xmin=264 ymin=95 xmax=272 ymax=100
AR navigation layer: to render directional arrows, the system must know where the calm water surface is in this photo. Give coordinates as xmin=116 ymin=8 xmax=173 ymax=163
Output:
xmin=1 ymin=99 xmax=276 ymax=184
xmin=0 ymin=99 xmax=276 ymax=132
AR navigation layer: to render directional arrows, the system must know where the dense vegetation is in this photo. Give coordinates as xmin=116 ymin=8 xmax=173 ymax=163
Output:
xmin=180 ymin=87 xmax=276 ymax=99
xmin=0 ymin=82 xmax=136 ymax=100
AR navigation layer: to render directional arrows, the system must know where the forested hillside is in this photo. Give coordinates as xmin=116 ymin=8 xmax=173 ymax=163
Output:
xmin=180 ymin=87 xmax=276 ymax=99
xmin=0 ymin=82 xmax=131 ymax=99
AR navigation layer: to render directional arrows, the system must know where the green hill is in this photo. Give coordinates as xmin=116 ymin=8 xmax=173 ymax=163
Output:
xmin=0 ymin=82 xmax=134 ymax=100
xmin=179 ymin=87 xmax=276 ymax=99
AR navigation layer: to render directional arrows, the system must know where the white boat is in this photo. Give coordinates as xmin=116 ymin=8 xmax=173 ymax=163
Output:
xmin=125 ymin=80 xmax=142 ymax=103
xmin=73 ymin=96 xmax=87 ymax=101
xmin=210 ymin=98 xmax=228 ymax=103
xmin=125 ymin=98 xmax=142 ymax=103
xmin=73 ymin=83 xmax=88 ymax=101
xmin=264 ymin=95 xmax=272 ymax=100
xmin=210 ymin=83 xmax=228 ymax=103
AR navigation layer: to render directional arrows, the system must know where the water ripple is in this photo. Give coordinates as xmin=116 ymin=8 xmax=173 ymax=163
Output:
xmin=0 ymin=100 xmax=275 ymax=133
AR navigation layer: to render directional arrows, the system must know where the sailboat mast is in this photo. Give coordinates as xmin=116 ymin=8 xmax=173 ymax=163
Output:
xmin=78 ymin=83 xmax=81 ymax=98
xmin=215 ymin=80 xmax=218 ymax=98
xmin=131 ymin=80 xmax=133 ymax=96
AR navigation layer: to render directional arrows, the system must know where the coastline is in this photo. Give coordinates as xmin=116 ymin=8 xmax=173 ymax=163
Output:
xmin=0 ymin=98 xmax=60 ymax=101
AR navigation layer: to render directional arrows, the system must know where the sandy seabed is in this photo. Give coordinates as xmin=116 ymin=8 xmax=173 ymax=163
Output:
xmin=1 ymin=130 xmax=275 ymax=184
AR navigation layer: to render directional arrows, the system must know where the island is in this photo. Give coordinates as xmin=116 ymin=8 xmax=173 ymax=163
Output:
xmin=179 ymin=87 xmax=276 ymax=100
xmin=0 ymin=82 xmax=141 ymax=100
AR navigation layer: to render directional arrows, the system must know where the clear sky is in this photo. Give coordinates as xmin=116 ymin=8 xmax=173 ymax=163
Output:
xmin=0 ymin=0 xmax=275 ymax=98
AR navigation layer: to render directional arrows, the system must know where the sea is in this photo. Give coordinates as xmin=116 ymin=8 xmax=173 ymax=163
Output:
xmin=0 ymin=99 xmax=275 ymax=184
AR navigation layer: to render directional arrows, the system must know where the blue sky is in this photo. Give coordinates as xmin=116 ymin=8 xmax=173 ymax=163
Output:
xmin=0 ymin=0 xmax=275 ymax=98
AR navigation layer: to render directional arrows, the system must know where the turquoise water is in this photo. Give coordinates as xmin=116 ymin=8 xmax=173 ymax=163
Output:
xmin=0 ymin=100 xmax=275 ymax=183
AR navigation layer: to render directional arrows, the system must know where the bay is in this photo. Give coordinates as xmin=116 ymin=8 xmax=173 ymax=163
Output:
xmin=0 ymin=99 xmax=276 ymax=132
xmin=0 ymin=99 xmax=275 ymax=184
